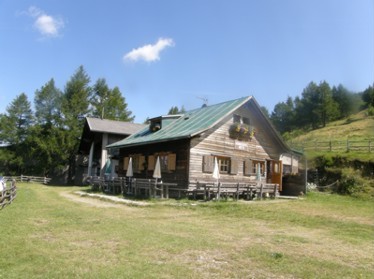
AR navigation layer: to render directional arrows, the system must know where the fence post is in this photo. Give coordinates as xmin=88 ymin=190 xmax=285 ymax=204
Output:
xmin=346 ymin=139 xmax=350 ymax=152
xmin=329 ymin=140 xmax=332 ymax=152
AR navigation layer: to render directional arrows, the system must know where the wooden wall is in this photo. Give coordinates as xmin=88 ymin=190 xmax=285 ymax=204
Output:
xmin=189 ymin=103 xmax=285 ymax=184
xmin=118 ymin=140 xmax=190 ymax=188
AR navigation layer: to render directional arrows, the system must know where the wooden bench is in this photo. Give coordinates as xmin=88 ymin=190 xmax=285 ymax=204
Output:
xmin=106 ymin=177 xmax=124 ymax=195
xmin=187 ymin=182 xmax=218 ymax=200
xmin=161 ymin=183 xmax=181 ymax=199
xmin=218 ymin=182 xmax=257 ymax=200
xmin=133 ymin=179 xmax=167 ymax=198
xmin=256 ymin=183 xmax=279 ymax=199
xmin=187 ymin=181 xmax=278 ymax=201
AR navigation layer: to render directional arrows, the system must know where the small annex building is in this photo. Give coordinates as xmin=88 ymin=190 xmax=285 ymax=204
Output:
xmin=77 ymin=117 xmax=146 ymax=184
xmin=107 ymin=96 xmax=300 ymax=194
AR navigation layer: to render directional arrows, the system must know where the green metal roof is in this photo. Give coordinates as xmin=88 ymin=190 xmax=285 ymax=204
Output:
xmin=107 ymin=96 xmax=252 ymax=149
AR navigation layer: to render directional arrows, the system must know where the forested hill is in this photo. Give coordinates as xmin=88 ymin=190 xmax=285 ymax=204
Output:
xmin=269 ymin=81 xmax=373 ymax=137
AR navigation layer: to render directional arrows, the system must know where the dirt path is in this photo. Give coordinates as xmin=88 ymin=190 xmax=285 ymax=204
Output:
xmin=60 ymin=191 xmax=149 ymax=208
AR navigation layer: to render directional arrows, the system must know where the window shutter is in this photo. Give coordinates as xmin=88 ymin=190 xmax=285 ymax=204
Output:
xmin=203 ymin=155 xmax=214 ymax=173
xmin=230 ymin=159 xmax=238 ymax=174
xmin=139 ymin=156 xmax=145 ymax=171
xmin=244 ymin=159 xmax=252 ymax=176
xmin=168 ymin=154 xmax=176 ymax=171
xmin=148 ymin=155 xmax=155 ymax=171
xmin=123 ymin=157 xmax=129 ymax=170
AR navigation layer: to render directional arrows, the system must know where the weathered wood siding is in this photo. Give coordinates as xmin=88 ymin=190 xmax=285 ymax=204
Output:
xmin=189 ymin=103 xmax=284 ymax=184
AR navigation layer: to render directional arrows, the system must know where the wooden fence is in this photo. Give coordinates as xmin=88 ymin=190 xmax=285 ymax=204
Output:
xmin=290 ymin=139 xmax=373 ymax=153
xmin=1 ymin=180 xmax=17 ymax=209
xmin=3 ymin=175 xmax=51 ymax=184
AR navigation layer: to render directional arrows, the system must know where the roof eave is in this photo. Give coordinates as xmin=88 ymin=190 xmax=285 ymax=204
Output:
xmin=107 ymin=135 xmax=191 ymax=149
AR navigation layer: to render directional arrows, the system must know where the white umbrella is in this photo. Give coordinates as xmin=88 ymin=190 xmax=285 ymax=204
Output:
xmin=256 ymin=163 xmax=262 ymax=183
xmin=212 ymin=157 xmax=221 ymax=199
xmin=212 ymin=157 xmax=220 ymax=181
xmin=126 ymin=157 xmax=133 ymax=177
xmin=153 ymin=156 xmax=162 ymax=180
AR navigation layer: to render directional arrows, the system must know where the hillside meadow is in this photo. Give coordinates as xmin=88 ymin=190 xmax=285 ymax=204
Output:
xmin=287 ymin=110 xmax=374 ymax=162
xmin=1 ymin=183 xmax=373 ymax=278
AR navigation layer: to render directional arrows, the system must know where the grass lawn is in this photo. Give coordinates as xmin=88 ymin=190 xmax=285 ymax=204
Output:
xmin=1 ymin=183 xmax=373 ymax=278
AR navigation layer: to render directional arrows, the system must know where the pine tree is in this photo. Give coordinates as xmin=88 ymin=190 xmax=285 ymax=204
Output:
xmin=91 ymin=78 xmax=134 ymax=121
xmin=30 ymin=79 xmax=66 ymax=176
xmin=61 ymin=66 xmax=92 ymax=184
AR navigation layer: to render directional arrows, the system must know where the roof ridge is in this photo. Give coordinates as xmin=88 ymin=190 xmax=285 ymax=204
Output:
xmin=185 ymin=96 xmax=251 ymax=115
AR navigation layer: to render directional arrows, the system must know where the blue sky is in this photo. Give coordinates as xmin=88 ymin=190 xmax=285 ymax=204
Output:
xmin=0 ymin=0 xmax=373 ymax=123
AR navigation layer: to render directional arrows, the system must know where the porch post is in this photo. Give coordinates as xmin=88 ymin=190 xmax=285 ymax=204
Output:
xmin=100 ymin=133 xmax=108 ymax=177
xmin=87 ymin=142 xmax=94 ymax=177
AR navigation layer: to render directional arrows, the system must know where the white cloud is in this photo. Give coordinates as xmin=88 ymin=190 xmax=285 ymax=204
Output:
xmin=124 ymin=38 xmax=175 ymax=62
xmin=26 ymin=6 xmax=64 ymax=37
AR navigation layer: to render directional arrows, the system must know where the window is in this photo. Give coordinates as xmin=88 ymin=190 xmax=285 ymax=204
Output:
xmin=274 ymin=162 xmax=280 ymax=174
xmin=233 ymin=114 xmax=241 ymax=123
xmin=203 ymin=155 xmax=232 ymax=174
xmin=148 ymin=153 xmax=176 ymax=172
xmin=159 ymin=155 xmax=168 ymax=171
xmin=150 ymin=121 xmax=161 ymax=132
xmin=233 ymin=114 xmax=250 ymax=125
xmin=242 ymin=117 xmax=250 ymax=125
xmin=124 ymin=154 xmax=145 ymax=173
xmin=218 ymin=157 xmax=230 ymax=174
xmin=252 ymin=160 xmax=265 ymax=175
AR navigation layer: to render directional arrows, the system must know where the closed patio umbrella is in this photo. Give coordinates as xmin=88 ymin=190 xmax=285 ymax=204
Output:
xmin=126 ymin=157 xmax=133 ymax=178
xmin=104 ymin=159 xmax=112 ymax=180
xmin=153 ymin=156 xmax=162 ymax=180
xmin=212 ymin=157 xmax=221 ymax=199
xmin=126 ymin=157 xmax=133 ymax=195
xmin=212 ymin=157 xmax=220 ymax=182
xmin=256 ymin=163 xmax=262 ymax=183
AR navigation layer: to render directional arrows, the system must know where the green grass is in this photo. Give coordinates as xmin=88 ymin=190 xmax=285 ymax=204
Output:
xmin=290 ymin=110 xmax=374 ymax=142
xmin=288 ymin=110 xmax=374 ymax=161
xmin=1 ymin=183 xmax=374 ymax=278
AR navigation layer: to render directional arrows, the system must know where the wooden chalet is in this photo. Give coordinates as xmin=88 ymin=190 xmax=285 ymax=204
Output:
xmin=77 ymin=117 xmax=146 ymax=183
xmin=107 ymin=96 xmax=300 ymax=196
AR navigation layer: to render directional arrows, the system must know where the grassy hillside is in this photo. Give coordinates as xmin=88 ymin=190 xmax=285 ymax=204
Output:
xmin=287 ymin=109 xmax=374 ymax=161
xmin=285 ymin=110 xmax=374 ymax=199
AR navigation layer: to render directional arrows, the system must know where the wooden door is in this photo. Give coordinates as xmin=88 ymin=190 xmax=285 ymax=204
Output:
xmin=271 ymin=160 xmax=282 ymax=191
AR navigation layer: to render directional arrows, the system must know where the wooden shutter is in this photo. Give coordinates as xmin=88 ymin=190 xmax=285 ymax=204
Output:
xmin=123 ymin=157 xmax=129 ymax=170
xmin=148 ymin=155 xmax=155 ymax=171
xmin=230 ymin=159 xmax=238 ymax=175
xmin=203 ymin=155 xmax=214 ymax=173
xmin=139 ymin=156 xmax=145 ymax=171
xmin=168 ymin=153 xmax=176 ymax=171
xmin=244 ymin=159 xmax=252 ymax=176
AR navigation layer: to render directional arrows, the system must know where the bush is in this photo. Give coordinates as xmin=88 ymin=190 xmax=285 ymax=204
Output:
xmin=338 ymin=168 xmax=374 ymax=199
xmin=367 ymin=105 xmax=374 ymax=116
